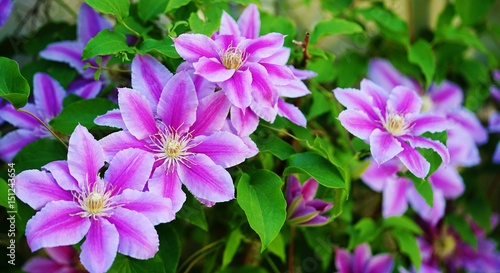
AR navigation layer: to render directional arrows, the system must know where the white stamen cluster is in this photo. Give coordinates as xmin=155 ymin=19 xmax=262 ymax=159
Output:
xmin=383 ymin=112 xmax=411 ymax=136
xmin=148 ymin=126 xmax=198 ymax=172
xmin=73 ymin=181 xmax=116 ymax=219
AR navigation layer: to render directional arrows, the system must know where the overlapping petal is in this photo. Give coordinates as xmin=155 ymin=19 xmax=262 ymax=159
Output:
xmin=338 ymin=110 xmax=379 ymax=140
xmin=189 ymin=131 xmax=249 ymax=168
xmin=118 ymin=88 xmax=158 ymax=140
xmin=112 ymin=189 xmax=174 ymax=225
xmin=80 ymin=218 xmax=118 ymax=273
xmin=369 ymin=129 xmax=403 ymax=165
xmin=148 ymin=165 xmax=186 ymax=213
xmin=132 ymin=54 xmax=173 ymax=108
xmin=173 ymin=34 xmax=220 ymax=62
xmin=104 ymin=148 xmax=154 ymax=194
xmin=33 ymin=73 xmax=65 ymax=120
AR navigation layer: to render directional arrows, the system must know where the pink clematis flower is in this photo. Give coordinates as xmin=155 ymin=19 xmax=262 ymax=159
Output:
xmin=333 ymin=79 xmax=450 ymax=178
xmin=0 ymin=73 xmax=101 ymax=162
xmin=0 ymin=0 xmax=13 ymax=28
xmin=15 ymin=125 xmax=174 ymax=273
xmin=173 ymin=4 xmax=312 ymax=128
xmin=23 ymin=246 xmax=86 ymax=273
xmin=335 ymin=243 xmax=394 ymax=273
xmin=40 ymin=3 xmax=112 ymax=79
xmin=286 ymin=175 xmax=333 ymax=226
xmin=98 ymin=70 xmax=251 ymax=211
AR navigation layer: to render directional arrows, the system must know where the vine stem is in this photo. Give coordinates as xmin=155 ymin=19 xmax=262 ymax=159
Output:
xmin=17 ymin=109 xmax=68 ymax=148
xmin=53 ymin=0 xmax=77 ymax=18
xmin=288 ymin=225 xmax=296 ymax=272
xmin=85 ymin=64 xmax=131 ymax=73
xmin=178 ymin=239 xmax=224 ymax=272
xmin=119 ymin=19 xmax=141 ymax=38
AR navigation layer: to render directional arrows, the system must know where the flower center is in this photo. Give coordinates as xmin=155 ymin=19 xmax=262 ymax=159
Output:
xmin=222 ymin=46 xmax=246 ymax=70
xmin=434 ymin=234 xmax=456 ymax=259
xmin=148 ymin=126 xmax=198 ymax=172
xmin=383 ymin=113 xmax=409 ymax=136
xmin=73 ymin=181 xmax=115 ymax=219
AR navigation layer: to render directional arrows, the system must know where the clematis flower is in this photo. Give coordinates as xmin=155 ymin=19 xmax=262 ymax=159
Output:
xmin=490 ymin=70 xmax=500 ymax=101
xmin=286 ymin=175 xmax=333 ymax=226
xmin=0 ymin=0 xmax=13 ymax=28
xmin=335 ymin=243 xmax=394 ymax=273
xmin=173 ymin=4 xmax=312 ymax=127
xmin=368 ymin=58 xmax=487 ymax=167
xmin=98 ymin=71 xmax=251 ymax=211
xmin=361 ymin=158 xmax=463 ymax=224
xmin=40 ymin=3 xmax=112 ymax=79
xmin=23 ymin=246 xmax=86 ymax=273
xmin=489 ymin=110 xmax=500 ymax=163
xmin=333 ymin=79 xmax=450 ymax=178
xmin=15 ymin=125 xmax=174 ymax=273
xmin=0 ymin=73 xmax=101 ymax=162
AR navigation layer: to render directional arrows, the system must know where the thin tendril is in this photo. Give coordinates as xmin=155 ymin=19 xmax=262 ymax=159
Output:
xmin=17 ymin=109 xmax=68 ymax=148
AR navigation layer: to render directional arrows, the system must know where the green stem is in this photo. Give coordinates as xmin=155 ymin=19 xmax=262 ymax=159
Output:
xmin=182 ymin=245 xmax=221 ymax=273
xmin=178 ymin=239 xmax=224 ymax=272
xmin=86 ymin=64 xmax=131 ymax=73
xmin=17 ymin=109 xmax=68 ymax=148
xmin=53 ymin=0 xmax=78 ymax=18
xmin=288 ymin=225 xmax=296 ymax=272
xmin=264 ymin=254 xmax=280 ymax=273
xmin=119 ymin=19 xmax=141 ymax=38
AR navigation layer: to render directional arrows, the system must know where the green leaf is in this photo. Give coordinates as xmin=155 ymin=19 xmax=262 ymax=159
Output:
xmin=0 ymin=178 xmax=15 ymax=210
xmin=49 ymin=98 xmax=118 ymax=135
xmin=435 ymin=27 xmax=487 ymax=53
xmin=108 ymin=253 xmax=166 ymax=273
xmin=177 ymin=193 xmax=208 ymax=231
xmin=138 ymin=37 xmax=181 ymax=59
xmin=356 ymin=6 xmax=409 ymax=45
xmin=308 ymin=89 xmax=333 ymax=120
xmin=383 ymin=216 xmax=423 ymax=235
xmin=138 ymin=0 xmax=169 ymax=21
xmin=321 ymin=0 xmax=353 ymax=15
xmin=445 ymin=215 xmax=477 ymax=248
xmin=284 ymin=152 xmax=346 ymax=189
xmin=237 ymin=170 xmax=286 ymax=252
xmin=251 ymin=134 xmax=295 ymax=160
xmin=418 ymin=147 xmax=442 ymax=178
xmin=348 ymin=218 xmax=379 ymax=249
xmin=267 ymin=232 xmax=285 ymax=263
xmin=165 ymin=0 xmax=191 ymax=13
xmin=85 ymin=0 xmax=130 ymax=21
xmin=13 ymin=139 xmax=67 ymax=173
xmin=222 ymin=228 xmax=242 ymax=268
xmin=0 ymin=57 xmax=30 ymax=108
xmin=407 ymin=174 xmax=434 ymax=207
xmin=455 ymin=0 xmax=494 ymax=26
xmin=408 ymin=39 xmax=435 ymax=88
xmin=310 ymin=19 xmax=363 ymax=44
xmin=157 ymin=224 xmax=181 ymax=273
xmin=83 ymin=29 xmax=135 ymax=60
xmin=188 ymin=3 xmax=225 ymax=36
xmin=392 ymin=230 xmax=422 ymax=270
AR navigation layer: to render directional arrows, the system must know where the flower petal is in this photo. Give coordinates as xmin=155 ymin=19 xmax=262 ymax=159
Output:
xmin=277 ymin=99 xmax=307 ymax=127
xmin=80 ymin=218 xmax=118 ymax=273
xmin=0 ymin=0 xmax=13 ymax=27
xmin=335 ymin=248 xmax=352 ymax=273
xmin=369 ymin=129 xmax=403 ymax=165
xmin=148 ymin=164 xmax=186 ymax=213
xmin=177 ymin=62 xmax=217 ymax=99
xmin=191 ymin=91 xmax=231 ymax=136
xmin=494 ymin=143 xmax=500 ymax=164
xmin=242 ymin=33 xmax=284 ymax=61
xmin=360 ymin=79 xmax=389 ymax=111
xmin=333 ymin=87 xmax=380 ymax=120
xmin=112 ymin=189 xmax=174 ymax=225
xmin=428 ymin=80 xmax=463 ymax=110
xmin=72 ymin=80 xmax=102 ymax=99
xmin=396 ymin=141 xmax=430 ymax=179
xmin=22 ymin=257 xmax=65 ymax=273
xmin=361 ymin=159 xmax=400 ymax=192
xmin=238 ymin=4 xmax=260 ymax=39
xmin=260 ymin=48 xmax=290 ymax=65
xmin=190 ymin=131 xmax=249 ymax=168
xmin=448 ymin=108 xmax=488 ymax=144
xmin=39 ymin=41 xmax=89 ymax=78
xmin=104 ymin=148 xmax=155 ymax=194
xmin=365 ymin=254 xmax=394 ymax=273
xmin=429 ymin=166 xmax=464 ymax=199
xmin=447 ymin=127 xmax=481 ymax=167
xmin=118 ymin=88 xmax=158 ymax=140
xmin=0 ymin=129 xmax=39 ymax=162
xmin=68 ymin=125 xmax=105 ymax=186
xmin=403 ymin=135 xmax=450 ymax=166
xmin=219 ymin=11 xmax=241 ymax=37
xmin=173 ymin=34 xmax=220 ymax=63
xmin=382 ymin=178 xmax=410 ymax=218
xmin=260 ymin=63 xmax=295 ymax=85
xmin=107 ymin=207 xmax=160 ymax=259
xmin=338 ymin=109 xmax=379 ymax=140
xmin=157 ymin=71 xmax=198 ymax=133
xmin=249 ymin=64 xmax=279 ymax=120
xmin=45 ymin=245 xmax=78 ymax=264
xmin=387 ymin=86 xmax=422 ymax=115
xmin=77 ymin=3 xmax=112 ymax=44
xmin=99 ymin=131 xmax=147 ymax=161
xmin=220 ymin=69 xmax=253 ymax=109
xmin=0 ymin=103 xmax=40 ymax=129
xmin=132 ymin=54 xmax=173 ymax=108
xmin=276 ymin=79 xmax=312 ymax=98
xmin=26 ymin=201 xmax=91 ymax=251
xmin=353 ymin=244 xmax=371 ymax=273
xmin=368 ymin=58 xmax=420 ymax=92
xmin=42 ymin=160 xmax=80 ymax=192
xmin=178 ymin=154 xmax=235 ymax=203
xmin=15 ymin=170 xmax=73 ymax=210
xmin=301 ymin=178 xmax=319 ymax=201
xmin=194 ymin=57 xmax=235 ymax=82
xmin=407 ymin=186 xmax=445 ymax=226
xmin=94 ymin=109 xmax=126 ymax=129
xmin=409 ymin=114 xmax=449 ymax=136
xmin=230 ymin=106 xmax=259 ymax=136
xmin=33 ymin=73 xmax=65 ymax=120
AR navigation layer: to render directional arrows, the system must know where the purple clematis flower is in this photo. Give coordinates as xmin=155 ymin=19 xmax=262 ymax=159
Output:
xmin=0 ymin=0 xmax=13 ymax=28
xmin=361 ymin=158 xmax=463 ymax=224
xmin=335 ymin=243 xmax=394 ymax=273
xmin=173 ymin=4 xmax=311 ymax=128
xmin=23 ymin=246 xmax=86 ymax=273
xmin=333 ymin=79 xmax=450 ymax=178
xmin=0 ymin=73 xmax=101 ymax=162
xmin=489 ymin=110 xmax=500 ymax=163
xmin=490 ymin=70 xmax=500 ymax=101
xmin=15 ymin=125 xmax=174 ymax=273
xmin=286 ymin=175 xmax=333 ymax=226
xmin=368 ymin=58 xmax=487 ymax=167
xmin=40 ymin=3 xmax=112 ymax=79
xmin=98 ymin=70 xmax=251 ymax=211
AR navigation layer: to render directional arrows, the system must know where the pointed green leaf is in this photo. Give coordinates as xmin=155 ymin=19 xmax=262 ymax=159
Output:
xmin=383 ymin=216 xmax=423 ymax=235
xmin=237 ymin=170 xmax=286 ymax=252
xmin=157 ymin=224 xmax=181 ymax=273
xmin=392 ymin=230 xmax=422 ymax=270
xmin=267 ymin=232 xmax=285 ymax=263
xmin=284 ymin=152 xmax=345 ymax=189
xmin=83 ymin=29 xmax=135 ymax=60
xmin=408 ymin=39 xmax=435 ymax=88
xmin=455 ymin=0 xmax=494 ymax=26
xmin=0 ymin=57 xmax=30 ymax=109
xmin=177 ymin=193 xmax=208 ymax=231
xmin=165 ymin=0 xmax=191 ymax=13
xmin=85 ymin=0 xmax=129 ymax=21
xmin=310 ymin=19 xmax=363 ymax=44
xmin=138 ymin=37 xmax=181 ymax=59
xmin=222 ymin=228 xmax=242 ymax=268
xmin=251 ymin=134 xmax=295 ymax=160
xmin=138 ymin=0 xmax=169 ymax=22
xmin=13 ymin=139 xmax=67 ymax=173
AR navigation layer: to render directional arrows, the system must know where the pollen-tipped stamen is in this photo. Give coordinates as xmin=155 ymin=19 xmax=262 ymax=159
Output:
xmin=222 ymin=46 xmax=247 ymax=70
xmin=73 ymin=181 xmax=116 ymax=219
